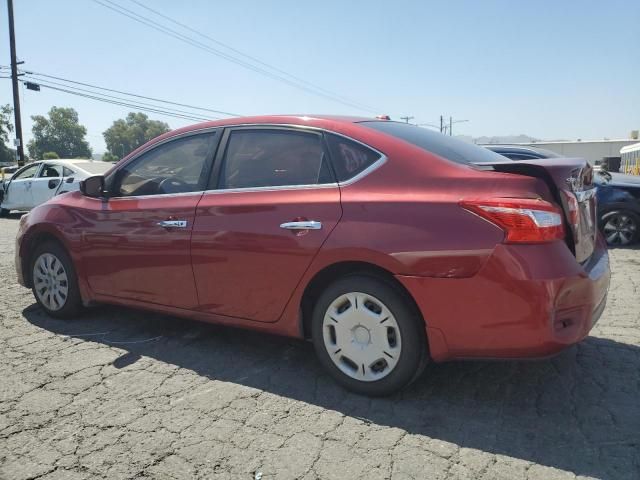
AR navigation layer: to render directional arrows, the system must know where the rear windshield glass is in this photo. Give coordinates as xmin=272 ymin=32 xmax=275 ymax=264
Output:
xmin=359 ymin=121 xmax=505 ymax=165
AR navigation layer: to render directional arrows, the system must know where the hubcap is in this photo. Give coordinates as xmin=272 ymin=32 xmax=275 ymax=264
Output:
xmin=33 ymin=253 xmax=69 ymax=311
xmin=322 ymin=292 xmax=402 ymax=382
xmin=604 ymin=214 xmax=636 ymax=246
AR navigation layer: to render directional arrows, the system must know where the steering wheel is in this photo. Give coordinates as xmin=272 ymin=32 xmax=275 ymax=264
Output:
xmin=158 ymin=177 xmax=190 ymax=194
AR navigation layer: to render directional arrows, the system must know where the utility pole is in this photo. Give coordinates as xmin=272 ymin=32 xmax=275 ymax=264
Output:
xmin=7 ymin=0 xmax=25 ymax=166
xmin=439 ymin=115 xmax=444 ymax=133
xmin=448 ymin=117 xmax=469 ymax=136
xmin=400 ymin=116 xmax=414 ymax=124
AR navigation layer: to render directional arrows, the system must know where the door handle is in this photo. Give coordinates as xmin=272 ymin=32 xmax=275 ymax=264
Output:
xmin=157 ymin=220 xmax=188 ymax=228
xmin=280 ymin=220 xmax=322 ymax=230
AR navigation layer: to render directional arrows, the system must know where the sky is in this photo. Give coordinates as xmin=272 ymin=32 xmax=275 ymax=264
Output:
xmin=1 ymin=0 xmax=639 ymax=154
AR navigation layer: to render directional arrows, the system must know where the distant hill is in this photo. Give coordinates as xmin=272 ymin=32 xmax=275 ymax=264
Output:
xmin=456 ymin=134 xmax=543 ymax=145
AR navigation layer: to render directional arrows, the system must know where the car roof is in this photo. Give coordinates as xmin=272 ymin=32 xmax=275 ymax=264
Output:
xmin=163 ymin=115 xmax=375 ymax=136
xmin=27 ymin=159 xmax=92 ymax=165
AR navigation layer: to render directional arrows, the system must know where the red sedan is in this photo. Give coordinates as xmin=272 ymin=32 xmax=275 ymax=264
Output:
xmin=15 ymin=116 xmax=610 ymax=396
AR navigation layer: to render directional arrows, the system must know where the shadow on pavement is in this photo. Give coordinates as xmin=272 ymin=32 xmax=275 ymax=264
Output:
xmin=24 ymin=304 xmax=640 ymax=480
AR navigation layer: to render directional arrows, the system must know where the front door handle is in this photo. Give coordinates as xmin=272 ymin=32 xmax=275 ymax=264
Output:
xmin=280 ymin=220 xmax=322 ymax=230
xmin=157 ymin=220 xmax=188 ymax=228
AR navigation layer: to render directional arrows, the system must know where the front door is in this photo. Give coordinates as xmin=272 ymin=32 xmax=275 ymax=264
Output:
xmin=2 ymin=163 xmax=41 ymax=210
xmin=82 ymin=131 xmax=219 ymax=309
xmin=192 ymin=127 xmax=342 ymax=322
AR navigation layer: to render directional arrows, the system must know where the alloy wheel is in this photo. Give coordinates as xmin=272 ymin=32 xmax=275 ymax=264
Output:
xmin=603 ymin=213 xmax=637 ymax=246
xmin=33 ymin=253 xmax=69 ymax=311
xmin=322 ymin=292 xmax=402 ymax=382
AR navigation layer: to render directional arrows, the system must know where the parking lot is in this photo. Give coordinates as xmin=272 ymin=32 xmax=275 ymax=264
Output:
xmin=0 ymin=216 xmax=638 ymax=480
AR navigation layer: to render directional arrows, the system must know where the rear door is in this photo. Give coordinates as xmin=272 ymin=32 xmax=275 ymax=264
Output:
xmin=31 ymin=162 xmax=64 ymax=206
xmin=192 ymin=126 xmax=342 ymax=322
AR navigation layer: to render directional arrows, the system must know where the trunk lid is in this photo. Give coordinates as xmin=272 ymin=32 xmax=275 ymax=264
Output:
xmin=474 ymin=158 xmax=598 ymax=263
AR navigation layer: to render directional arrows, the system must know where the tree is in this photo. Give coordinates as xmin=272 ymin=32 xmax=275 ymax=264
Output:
xmin=0 ymin=104 xmax=16 ymax=164
xmin=102 ymin=152 xmax=120 ymax=163
xmin=27 ymin=107 xmax=92 ymax=160
xmin=43 ymin=152 xmax=60 ymax=159
xmin=103 ymin=112 xmax=170 ymax=160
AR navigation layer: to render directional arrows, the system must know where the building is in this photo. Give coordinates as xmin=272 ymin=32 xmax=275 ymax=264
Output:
xmin=512 ymin=139 xmax=639 ymax=164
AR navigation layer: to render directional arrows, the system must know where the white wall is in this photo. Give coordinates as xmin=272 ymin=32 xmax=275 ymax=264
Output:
xmin=520 ymin=140 xmax=638 ymax=163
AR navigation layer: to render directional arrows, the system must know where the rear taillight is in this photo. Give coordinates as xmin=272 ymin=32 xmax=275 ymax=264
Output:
xmin=559 ymin=190 xmax=580 ymax=234
xmin=460 ymin=198 xmax=565 ymax=243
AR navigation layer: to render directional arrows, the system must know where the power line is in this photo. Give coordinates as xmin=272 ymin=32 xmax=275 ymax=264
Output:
xmin=126 ymin=0 xmax=379 ymax=112
xmin=20 ymin=69 xmax=239 ymax=117
xmin=92 ymin=0 xmax=381 ymax=114
xmin=28 ymin=82 xmax=213 ymax=122
xmin=22 ymin=75 xmax=219 ymax=120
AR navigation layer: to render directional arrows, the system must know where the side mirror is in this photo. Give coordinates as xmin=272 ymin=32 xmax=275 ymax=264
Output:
xmin=65 ymin=176 xmax=74 ymax=184
xmin=79 ymin=175 xmax=105 ymax=198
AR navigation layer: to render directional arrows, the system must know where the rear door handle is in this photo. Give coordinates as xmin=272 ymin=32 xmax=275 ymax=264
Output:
xmin=280 ymin=221 xmax=322 ymax=230
xmin=157 ymin=220 xmax=188 ymax=228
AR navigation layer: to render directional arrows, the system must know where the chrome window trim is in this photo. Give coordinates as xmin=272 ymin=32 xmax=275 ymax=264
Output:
xmin=108 ymin=190 xmax=206 ymax=201
xmin=110 ymin=123 xmax=387 ymax=199
xmin=336 ymin=155 xmax=387 ymax=187
xmin=203 ymin=182 xmax=339 ymax=195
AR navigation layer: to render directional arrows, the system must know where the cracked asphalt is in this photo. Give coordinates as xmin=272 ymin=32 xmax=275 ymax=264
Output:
xmin=1 ymin=216 xmax=639 ymax=480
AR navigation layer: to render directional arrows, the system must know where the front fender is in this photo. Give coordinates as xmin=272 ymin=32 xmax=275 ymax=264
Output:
xmin=16 ymin=205 xmax=93 ymax=304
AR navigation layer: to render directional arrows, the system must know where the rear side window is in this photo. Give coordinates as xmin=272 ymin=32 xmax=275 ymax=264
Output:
xmin=219 ymin=129 xmax=333 ymax=189
xmin=325 ymin=134 xmax=381 ymax=182
xmin=39 ymin=164 xmax=63 ymax=178
xmin=360 ymin=121 xmax=505 ymax=165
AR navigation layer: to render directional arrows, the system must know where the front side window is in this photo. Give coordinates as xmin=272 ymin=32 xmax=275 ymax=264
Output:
xmin=39 ymin=164 xmax=63 ymax=178
xmin=13 ymin=163 xmax=40 ymax=180
xmin=219 ymin=129 xmax=333 ymax=189
xmin=325 ymin=133 xmax=381 ymax=181
xmin=113 ymin=132 xmax=217 ymax=197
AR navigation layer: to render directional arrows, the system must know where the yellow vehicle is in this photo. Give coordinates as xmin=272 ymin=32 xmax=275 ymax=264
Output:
xmin=620 ymin=142 xmax=640 ymax=175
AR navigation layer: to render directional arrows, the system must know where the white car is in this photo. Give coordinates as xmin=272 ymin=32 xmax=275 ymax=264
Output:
xmin=0 ymin=159 xmax=113 ymax=215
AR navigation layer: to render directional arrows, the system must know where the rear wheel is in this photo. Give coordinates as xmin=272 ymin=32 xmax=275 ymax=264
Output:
xmin=311 ymin=275 xmax=427 ymax=396
xmin=601 ymin=210 xmax=639 ymax=246
xmin=30 ymin=241 xmax=83 ymax=318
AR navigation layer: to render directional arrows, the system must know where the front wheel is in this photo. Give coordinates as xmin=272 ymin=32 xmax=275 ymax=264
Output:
xmin=311 ymin=275 xmax=427 ymax=396
xmin=600 ymin=210 xmax=639 ymax=246
xmin=30 ymin=241 xmax=83 ymax=318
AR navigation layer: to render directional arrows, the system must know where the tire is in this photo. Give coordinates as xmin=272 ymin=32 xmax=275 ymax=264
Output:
xmin=30 ymin=241 xmax=83 ymax=319
xmin=600 ymin=210 xmax=639 ymax=246
xmin=311 ymin=274 xmax=427 ymax=396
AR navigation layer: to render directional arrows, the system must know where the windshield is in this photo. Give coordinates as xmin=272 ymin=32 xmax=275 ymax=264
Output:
xmin=74 ymin=161 xmax=113 ymax=175
xmin=359 ymin=121 xmax=506 ymax=165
